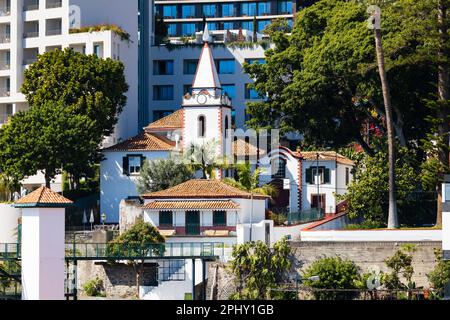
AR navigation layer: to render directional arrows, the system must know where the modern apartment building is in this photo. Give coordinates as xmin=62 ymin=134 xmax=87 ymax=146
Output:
xmin=0 ymin=0 xmax=139 ymax=191
xmin=0 ymin=0 xmax=138 ymax=143
xmin=138 ymin=0 xmax=317 ymax=129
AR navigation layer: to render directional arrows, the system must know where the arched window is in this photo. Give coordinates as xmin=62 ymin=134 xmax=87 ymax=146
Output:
xmin=224 ymin=115 xmax=229 ymax=138
xmin=271 ymin=158 xmax=287 ymax=179
xmin=198 ymin=115 xmax=206 ymax=137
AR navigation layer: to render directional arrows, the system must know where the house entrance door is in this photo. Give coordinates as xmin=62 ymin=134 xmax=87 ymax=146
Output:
xmin=186 ymin=211 xmax=200 ymax=235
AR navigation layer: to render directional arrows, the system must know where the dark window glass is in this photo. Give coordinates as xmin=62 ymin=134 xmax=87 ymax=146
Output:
xmin=245 ymin=84 xmax=263 ymax=99
xmin=222 ymin=4 xmax=234 ymax=17
xmin=213 ymin=211 xmax=226 ymax=226
xmin=222 ymin=84 xmax=235 ymax=99
xmin=153 ymin=110 xmax=173 ymax=121
xmin=258 ymin=2 xmax=271 ymax=15
xmin=159 ymin=211 xmax=173 ymax=226
xmin=279 ymin=1 xmax=293 ymax=14
xmin=153 ymin=85 xmax=174 ymax=100
xmin=167 ymin=24 xmax=177 ymax=36
xmin=345 ymin=167 xmax=350 ymax=186
xmin=202 ymin=4 xmax=216 ymax=17
xmin=216 ymin=59 xmax=235 ymax=74
xmin=182 ymin=5 xmax=195 ymax=18
xmin=241 ymin=2 xmax=257 ymax=16
xmin=181 ymin=23 xmax=196 ymax=36
xmin=183 ymin=84 xmax=193 ymax=95
xmin=163 ymin=5 xmax=177 ymax=18
xmin=183 ymin=59 xmax=198 ymax=74
xmin=198 ymin=115 xmax=206 ymax=137
xmin=223 ymin=22 xmax=234 ymax=30
xmin=153 ymin=60 xmax=174 ymax=75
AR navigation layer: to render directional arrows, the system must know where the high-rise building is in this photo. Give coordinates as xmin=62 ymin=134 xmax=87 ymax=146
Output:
xmin=138 ymin=1 xmax=317 ymax=129
xmin=0 ymin=0 xmax=139 ymax=191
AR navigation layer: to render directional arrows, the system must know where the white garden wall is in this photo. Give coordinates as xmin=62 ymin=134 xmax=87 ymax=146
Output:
xmin=0 ymin=204 xmax=21 ymax=243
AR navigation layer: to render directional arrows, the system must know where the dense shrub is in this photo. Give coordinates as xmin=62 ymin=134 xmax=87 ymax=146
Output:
xmin=83 ymin=277 xmax=105 ymax=297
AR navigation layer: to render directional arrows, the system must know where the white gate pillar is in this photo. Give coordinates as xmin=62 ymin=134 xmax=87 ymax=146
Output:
xmin=15 ymin=186 xmax=73 ymax=300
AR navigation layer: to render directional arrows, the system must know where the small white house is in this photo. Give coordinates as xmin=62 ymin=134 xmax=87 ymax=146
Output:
xmin=259 ymin=148 xmax=354 ymax=215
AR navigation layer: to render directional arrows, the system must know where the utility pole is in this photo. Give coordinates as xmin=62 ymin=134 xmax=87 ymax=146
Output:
xmin=368 ymin=5 xmax=398 ymax=229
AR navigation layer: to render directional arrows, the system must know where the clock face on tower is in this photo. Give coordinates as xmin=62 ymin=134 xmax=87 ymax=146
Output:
xmin=196 ymin=93 xmax=208 ymax=105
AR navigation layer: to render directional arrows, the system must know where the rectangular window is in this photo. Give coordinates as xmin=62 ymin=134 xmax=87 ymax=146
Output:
xmin=181 ymin=23 xmax=196 ymax=36
xmin=153 ymin=110 xmax=173 ymax=121
xmin=258 ymin=20 xmax=271 ymax=32
xmin=222 ymin=84 xmax=235 ymax=99
xmin=207 ymin=22 xmax=217 ymax=31
xmin=216 ymin=59 xmax=235 ymax=74
xmin=183 ymin=59 xmax=198 ymax=74
xmin=241 ymin=21 xmax=254 ymax=31
xmin=202 ymin=4 xmax=216 ymax=17
xmin=345 ymin=167 xmax=350 ymax=186
xmin=153 ymin=60 xmax=174 ymax=75
xmin=167 ymin=24 xmax=177 ymax=36
xmin=159 ymin=260 xmax=186 ymax=281
xmin=279 ymin=1 xmax=293 ymax=14
xmin=221 ymin=4 xmax=234 ymax=17
xmin=241 ymin=2 xmax=257 ymax=16
xmin=182 ymin=5 xmax=195 ymax=18
xmin=223 ymin=22 xmax=234 ymax=30
xmin=305 ymin=167 xmax=331 ymax=184
xmin=245 ymin=84 xmax=262 ymax=99
xmin=183 ymin=84 xmax=193 ymax=95
xmin=128 ymin=156 xmax=142 ymax=174
xmin=213 ymin=211 xmax=227 ymax=226
xmin=163 ymin=5 xmax=177 ymax=18
xmin=159 ymin=211 xmax=173 ymax=226
xmin=153 ymin=85 xmax=174 ymax=100
xmin=258 ymin=2 xmax=271 ymax=15
xmin=245 ymin=58 xmax=266 ymax=65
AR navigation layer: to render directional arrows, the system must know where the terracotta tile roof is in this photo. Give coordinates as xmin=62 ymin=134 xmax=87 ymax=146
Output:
xmin=142 ymin=179 xmax=269 ymax=200
xmin=300 ymin=151 xmax=354 ymax=166
xmin=143 ymin=200 xmax=240 ymax=210
xmin=104 ymin=132 xmax=176 ymax=152
xmin=232 ymin=139 xmax=266 ymax=157
xmin=145 ymin=109 xmax=183 ymax=131
xmin=15 ymin=186 xmax=73 ymax=207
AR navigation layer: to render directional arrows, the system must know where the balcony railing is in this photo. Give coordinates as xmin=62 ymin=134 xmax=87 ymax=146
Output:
xmin=46 ymin=29 xmax=62 ymax=36
xmin=23 ymin=4 xmax=39 ymax=11
xmin=23 ymin=31 xmax=39 ymax=38
xmin=23 ymin=58 xmax=37 ymax=65
xmin=0 ymin=35 xmax=10 ymax=43
xmin=0 ymin=113 xmax=11 ymax=124
xmin=0 ymin=7 xmax=10 ymax=16
xmin=0 ymin=60 xmax=10 ymax=70
xmin=0 ymin=87 xmax=10 ymax=97
xmin=46 ymin=1 xmax=62 ymax=9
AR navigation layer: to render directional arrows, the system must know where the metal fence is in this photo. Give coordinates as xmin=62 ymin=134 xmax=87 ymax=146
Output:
xmin=268 ymin=286 xmax=444 ymax=300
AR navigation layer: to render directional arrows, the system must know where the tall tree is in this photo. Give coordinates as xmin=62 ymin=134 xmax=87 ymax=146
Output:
xmin=21 ymin=48 xmax=128 ymax=139
xmin=137 ymin=157 xmax=193 ymax=194
xmin=107 ymin=218 xmax=165 ymax=298
xmin=0 ymin=102 xmax=98 ymax=187
xmin=368 ymin=5 xmax=398 ymax=228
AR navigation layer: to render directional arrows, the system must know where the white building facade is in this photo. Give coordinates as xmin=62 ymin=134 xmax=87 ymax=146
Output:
xmin=0 ymin=0 xmax=139 ymax=191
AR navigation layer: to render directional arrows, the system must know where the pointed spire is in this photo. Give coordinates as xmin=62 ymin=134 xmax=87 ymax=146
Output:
xmin=202 ymin=22 xmax=211 ymax=43
xmin=192 ymin=25 xmax=221 ymax=90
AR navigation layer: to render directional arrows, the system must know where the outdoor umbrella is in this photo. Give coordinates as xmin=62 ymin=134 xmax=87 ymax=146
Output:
xmin=89 ymin=209 xmax=95 ymax=230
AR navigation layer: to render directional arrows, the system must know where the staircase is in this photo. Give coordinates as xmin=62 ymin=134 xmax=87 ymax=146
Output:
xmin=0 ymin=260 xmax=21 ymax=300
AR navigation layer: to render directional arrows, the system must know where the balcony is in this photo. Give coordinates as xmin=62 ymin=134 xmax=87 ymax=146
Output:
xmin=23 ymin=31 xmax=39 ymax=38
xmin=0 ymin=34 xmax=10 ymax=44
xmin=0 ymin=59 xmax=9 ymax=70
xmin=23 ymin=0 xmax=39 ymax=11
xmin=23 ymin=58 xmax=37 ymax=65
xmin=0 ymin=87 xmax=10 ymax=97
xmin=0 ymin=6 xmax=10 ymax=16
xmin=0 ymin=113 xmax=10 ymax=125
xmin=46 ymin=28 xmax=62 ymax=36
xmin=46 ymin=0 xmax=62 ymax=9
xmin=158 ymin=223 xmax=235 ymax=237
xmin=46 ymin=18 xmax=62 ymax=36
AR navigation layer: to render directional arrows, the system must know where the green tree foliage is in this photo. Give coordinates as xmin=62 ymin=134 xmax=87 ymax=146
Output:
xmin=0 ymin=48 xmax=128 ymax=187
xmin=83 ymin=277 xmax=105 ymax=297
xmin=0 ymin=102 xmax=99 ymax=187
xmin=223 ymin=163 xmax=278 ymax=198
xmin=137 ymin=157 xmax=194 ymax=194
xmin=383 ymin=244 xmax=416 ymax=290
xmin=107 ymin=218 xmax=165 ymax=297
xmin=229 ymin=237 xmax=293 ymax=300
xmin=302 ymin=256 xmax=361 ymax=300
xmin=339 ymin=147 xmax=421 ymax=225
xmin=427 ymin=249 xmax=450 ymax=293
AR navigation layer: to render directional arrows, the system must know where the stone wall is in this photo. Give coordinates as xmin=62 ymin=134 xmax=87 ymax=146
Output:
xmin=119 ymin=199 xmax=143 ymax=234
xmin=205 ymin=241 xmax=442 ymax=299
xmin=77 ymin=261 xmax=157 ymax=299
xmin=292 ymin=241 xmax=441 ymax=287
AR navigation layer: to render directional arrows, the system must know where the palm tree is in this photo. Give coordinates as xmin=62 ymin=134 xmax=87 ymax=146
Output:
xmin=368 ymin=5 xmax=398 ymax=228
xmin=184 ymin=139 xmax=229 ymax=179
xmin=223 ymin=163 xmax=279 ymax=241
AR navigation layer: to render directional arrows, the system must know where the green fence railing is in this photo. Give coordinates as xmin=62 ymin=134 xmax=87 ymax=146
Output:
xmin=65 ymin=242 xmax=225 ymax=260
xmin=284 ymin=209 xmax=325 ymax=225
